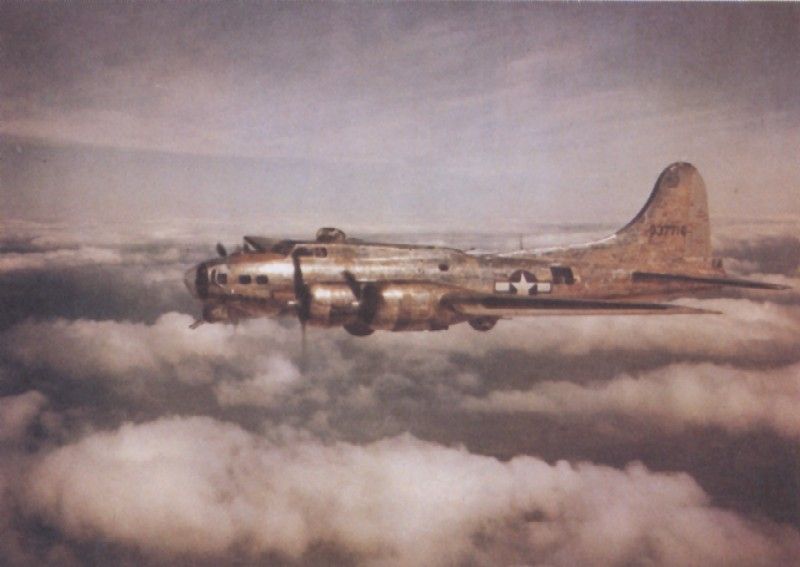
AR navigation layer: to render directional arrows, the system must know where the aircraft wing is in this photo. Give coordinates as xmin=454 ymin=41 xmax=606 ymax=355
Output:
xmin=442 ymin=292 xmax=720 ymax=317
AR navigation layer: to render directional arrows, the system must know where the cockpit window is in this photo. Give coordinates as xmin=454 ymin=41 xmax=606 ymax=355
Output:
xmin=238 ymin=274 xmax=252 ymax=285
xmin=267 ymin=241 xmax=328 ymax=258
xmin=216 ymin=273 xmax=228 ymax=284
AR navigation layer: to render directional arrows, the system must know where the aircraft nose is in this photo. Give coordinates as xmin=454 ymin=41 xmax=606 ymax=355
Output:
xmin=186 ymin=263 xmax=210 ymax=299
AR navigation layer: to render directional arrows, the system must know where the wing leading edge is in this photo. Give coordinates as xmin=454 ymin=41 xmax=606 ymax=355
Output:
xmin=443 ymin=293 xmax=720 ymax=318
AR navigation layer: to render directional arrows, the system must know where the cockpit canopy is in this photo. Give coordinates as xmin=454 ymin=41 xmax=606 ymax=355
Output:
xmin=242 ymin=228 xmax=351 ymax=257
xmin=242 ymin=236 xmax=293 ymax=255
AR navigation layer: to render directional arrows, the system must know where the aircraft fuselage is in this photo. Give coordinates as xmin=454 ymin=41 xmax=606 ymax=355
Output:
xmin=184 ymin=163 xmax=787 ymax=336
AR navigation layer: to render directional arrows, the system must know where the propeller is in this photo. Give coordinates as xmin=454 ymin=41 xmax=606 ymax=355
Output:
xmin=342 ymin=270 xmax=380 ymax=329
xmin=291 ymin=249 xmax=313 ymax=369
xmin=216 ymin=242 xmax=228 ymax=257
xmin=342 ymin=270 xmax=362 ymax=300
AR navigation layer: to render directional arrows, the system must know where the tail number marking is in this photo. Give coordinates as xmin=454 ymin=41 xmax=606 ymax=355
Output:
xmin=649 ymin=224 xmax=688 ymax=237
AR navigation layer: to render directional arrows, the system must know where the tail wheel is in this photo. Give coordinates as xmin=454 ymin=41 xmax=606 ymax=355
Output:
xmin=344 ymin=322 xmax=374 ymax=337
xmin=469 ymin=317 xmax=497 ymax=332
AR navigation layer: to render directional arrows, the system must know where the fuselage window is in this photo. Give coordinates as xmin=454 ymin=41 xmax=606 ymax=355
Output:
xmin=313 ymin=247 xmax=328 ymax=258
xmin=438 ymin=263 xmax=449 ymax=272
xmin=216 ymin=273 xmax=228 ymax=285
xmin=238 ymin=274 xmax=252 ymax=285
xmin=550 ymin=266 xmax=575 ymax=284
xmin=255 ymin=275 xmax=269 ymax=284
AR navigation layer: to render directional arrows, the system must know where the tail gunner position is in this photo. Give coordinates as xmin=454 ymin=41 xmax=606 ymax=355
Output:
xmin=184 ymin=163 xmax=788 ymax=337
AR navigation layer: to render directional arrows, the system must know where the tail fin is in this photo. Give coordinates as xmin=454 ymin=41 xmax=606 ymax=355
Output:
xmin=614 ymin=162 xmax=712 ymax=265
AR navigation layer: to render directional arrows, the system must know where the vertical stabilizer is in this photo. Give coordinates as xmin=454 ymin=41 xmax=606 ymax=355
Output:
xmin=614 ymin=162 xmax=712 ymax=265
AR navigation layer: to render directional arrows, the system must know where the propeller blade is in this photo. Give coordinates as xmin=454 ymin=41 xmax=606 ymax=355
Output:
xmin=291 ymin=249 xmax=312 ymax=324
xmin=216 ymin=242 xmax=228 ymax=257
xmin=291 ymin=249 xmax=312 ymax=370
xmin=342 ymin=270 xmax=362 ymax=300
xmin=299 ymin=321 xmax=308 ymax=372
xmin=341 ymin=271 xmax=379 ymax=326
xmin=359 ymin=283 xmax=380 ymax=324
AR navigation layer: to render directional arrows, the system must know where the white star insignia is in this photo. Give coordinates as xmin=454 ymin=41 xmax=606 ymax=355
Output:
xmin=511 ymin=272 xmax=535 ymax=295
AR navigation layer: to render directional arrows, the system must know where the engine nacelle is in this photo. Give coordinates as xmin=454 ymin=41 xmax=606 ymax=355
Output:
xmin=307 ymin=284 xmax=360 ymax=327
xmin=306 ymin=283 xmax=462 ymax=332
xmin=369 ymin=283 xmax=459 ymax=331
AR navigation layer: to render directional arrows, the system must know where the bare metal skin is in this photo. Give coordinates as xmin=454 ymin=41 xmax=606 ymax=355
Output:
xmin=184 ymin=163 xmax=788 ymax=336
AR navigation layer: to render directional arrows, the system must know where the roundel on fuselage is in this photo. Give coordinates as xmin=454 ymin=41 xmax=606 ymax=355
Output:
xmin=509 ymin=270 xmax=537 ymax=295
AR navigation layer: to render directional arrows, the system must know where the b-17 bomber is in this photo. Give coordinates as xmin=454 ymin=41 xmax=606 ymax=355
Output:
xmin=184 ymin=162 xmax=789 ymax=337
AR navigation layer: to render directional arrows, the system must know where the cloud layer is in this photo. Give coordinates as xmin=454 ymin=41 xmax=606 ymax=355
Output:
xmin=0 ymin=218 xmax=798 ymax=565
xmin=22 ymin=416 xmax=800 ymax=566
xmin=464 ymin=362 xmax=800 ymax=437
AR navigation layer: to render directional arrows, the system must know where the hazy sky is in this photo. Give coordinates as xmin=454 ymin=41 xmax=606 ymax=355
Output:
xmin=1 ymin=2 xmax=798 ymax=231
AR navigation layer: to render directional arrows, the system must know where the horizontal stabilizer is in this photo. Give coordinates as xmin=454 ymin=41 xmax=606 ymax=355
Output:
xmin=443 ymin=293 xmax=720 ymax=317
xmin=632 ymin=271 xmax=790 ymax=290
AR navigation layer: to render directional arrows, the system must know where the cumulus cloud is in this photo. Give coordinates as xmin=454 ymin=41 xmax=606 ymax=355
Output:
xmin=0 ymin=220 xmax=214 ymax=293
xmin=0 ymin=390 xmax=73 ymax=566
xmin=0 ymin=241 xmax=198 ymax=276
xmin=22 ymin=416 xmax=800 ymax=566
xmin=0 ymin=391 xmax=48 ymax=443
xmin=214 ymin=354 xmax=302 ymax=407
xmin=0 ymin=247 xmax=123 ymax=273
xmin=4 ymin=313 xmax=210 ymax=382
xmin=464 ymin=362 xmax=800 ymax=437
xmin=1 ymin=313 xmax=292 ymax=386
